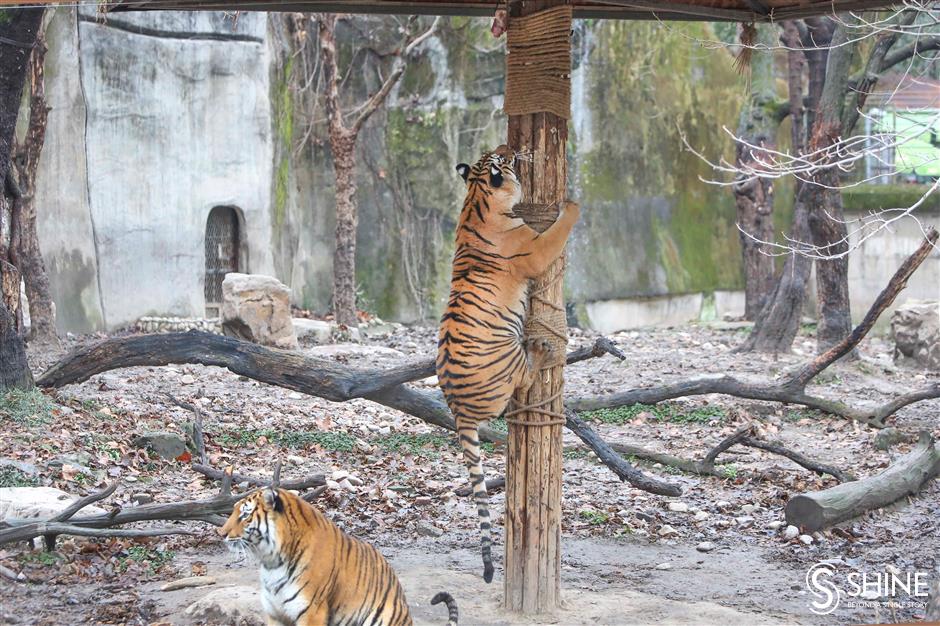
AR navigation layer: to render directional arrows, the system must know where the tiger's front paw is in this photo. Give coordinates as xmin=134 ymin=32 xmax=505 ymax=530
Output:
xmin=561 ymin=200 xmax=581 ymax=223
xmin=524 ymin=336 xmax=555 ymax=370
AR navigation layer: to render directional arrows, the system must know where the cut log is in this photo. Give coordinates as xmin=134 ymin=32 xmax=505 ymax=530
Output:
xmin=785 ymin=431 xmax=940 ymax=531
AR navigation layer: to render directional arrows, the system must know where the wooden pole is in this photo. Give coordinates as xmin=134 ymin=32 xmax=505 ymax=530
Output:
xmin=503 ymin=0 xmax=570 ymax=613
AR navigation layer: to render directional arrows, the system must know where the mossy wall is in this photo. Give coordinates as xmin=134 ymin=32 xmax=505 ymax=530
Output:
xmin=274 ymin=18 xmax=754 ymax=322
xmin=567 ymin=21 xmax=747 ymax=305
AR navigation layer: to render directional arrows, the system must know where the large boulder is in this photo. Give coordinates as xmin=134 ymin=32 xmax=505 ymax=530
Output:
xmin=221 ymin=273 xmax=298 ymax=349
xmin=891 ymin=300 xmax=939 ymax=371
xmin=0 ymin=487 xmax=107 ymax=520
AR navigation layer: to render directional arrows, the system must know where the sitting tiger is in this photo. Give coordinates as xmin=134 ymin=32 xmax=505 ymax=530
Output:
xmin=220 ymin=487 xmax=459 ymax=626
xmin=437 ymin=145 xmax=580 ymax=582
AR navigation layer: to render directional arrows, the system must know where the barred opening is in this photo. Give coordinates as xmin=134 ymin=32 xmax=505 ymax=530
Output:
xmin=204 ymin=206 xmax=242 ymax=317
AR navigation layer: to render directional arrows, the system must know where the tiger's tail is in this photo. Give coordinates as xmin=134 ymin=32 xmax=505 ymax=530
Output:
xmin=456 ymin=418 xmax=493 ymax=583
xmin=430 ymin=591 xmax=459 ymax=626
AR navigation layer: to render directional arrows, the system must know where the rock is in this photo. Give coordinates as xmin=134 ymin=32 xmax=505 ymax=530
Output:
xmin=799 ymin=534 xmax=814 ymax=545
xmin=693 ymin=511 xmax=710 ymax=522
xmin=740 ymin=504 xmax=759 ymax=514
xmin=326 ymin=480 xmax=341 ymax=491
xmin=696 ymin=541 xmax=716 ymax=553
xmin=657 ymin=524 xmax=678 ymax=537
xmin=131 ymin=493 xmax=153 ymax=505
xmin=293 ymin=318 xmax=332 ymax=344
xmin=654 ymin=562 xmax=673 ymax=570
xmin=873 ymin=427 xmax=916 ymax=451
xmin=0 ymin=487 xmax=106 ymax=520
xmin=715 ymin=500 xmax=731 ymax=509
xmin=331 ymin=470 xmax=349 ymax=482
xmin=346 ymin=475 xmax=363 ymax=486
xmin=767 ymin=520 xmax=785 ymax=530
xmin=221 ymin=273 xmax=298 ymax=349
xmin=179 ymin=374 xmax=196 ymax=385
xmin=184 ymin=585 xmax=263 ymax=625
xmin=415 ymin=496 xmax=432 ymax=506
xmin=338 ymin=479 xmax=355 ymax=491
xmin=417 ymin=522 xmax=443 ymax=537
xmin=891 ymin=300 xmax=939 ymax=370
xmin=132 ymin=432 xmax=187 ymax=460
xmin=734 ymin=516 xmax=754 ymax=528
xmin=0 ymin=459 xmax=41 ymax=476
xmin=667 ymin=502 xmax=689 ymax=513
xmin=160 ymin=576 xmax=217 ymax=591
xmin=783 ymin=525 xmax=799 ymax=540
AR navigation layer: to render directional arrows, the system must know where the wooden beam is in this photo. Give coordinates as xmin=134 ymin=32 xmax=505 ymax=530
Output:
xmin=0 ymin=0 xmax=904 ymax=21
xmin=503 ymin=0 xmax=569 ymax=614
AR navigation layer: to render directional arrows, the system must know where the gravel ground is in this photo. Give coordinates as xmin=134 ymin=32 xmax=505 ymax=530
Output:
xmin=1 ymin=322 xmax=937 ymax=625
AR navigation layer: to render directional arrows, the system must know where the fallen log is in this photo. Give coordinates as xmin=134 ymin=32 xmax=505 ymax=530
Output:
xmin=36 ymin=333 xmax=621 ymax=447
xmin=785 ymin=431 xmax=940 ymax=532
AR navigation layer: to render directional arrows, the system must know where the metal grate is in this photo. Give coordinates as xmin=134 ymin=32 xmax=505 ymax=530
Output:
xmin=204 ymin=206 xmax=240 ymax=314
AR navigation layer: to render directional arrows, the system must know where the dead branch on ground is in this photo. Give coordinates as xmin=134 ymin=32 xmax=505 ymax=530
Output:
xmin=191 ymin=463 xmax=325 ymax=491
xmin=570 ymin=229 xmax=939 ymax=428
xmin=0 ymin=465 xmax=327 ymax=548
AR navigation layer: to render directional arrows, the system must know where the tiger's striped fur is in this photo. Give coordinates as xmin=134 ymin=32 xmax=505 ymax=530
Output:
xmin=436 ymin=145 xmax=580 ymax=583
xmin=219 ymin=488 xmax=459 ymax=626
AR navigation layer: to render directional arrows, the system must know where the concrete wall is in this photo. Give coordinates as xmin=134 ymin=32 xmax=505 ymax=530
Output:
xmin=36 ymin=8 xmax=275 ymax=331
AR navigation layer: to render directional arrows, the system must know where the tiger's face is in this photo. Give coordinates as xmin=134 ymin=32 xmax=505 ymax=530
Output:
xmin=219 ymin=488 xmax=283 ymax=565
xmin=456 ymin=145 xmax=522 ymax=208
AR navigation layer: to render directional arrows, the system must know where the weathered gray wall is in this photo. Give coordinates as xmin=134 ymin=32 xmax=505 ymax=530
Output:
xmin=37 ymin=8 xmax=276 ymax=331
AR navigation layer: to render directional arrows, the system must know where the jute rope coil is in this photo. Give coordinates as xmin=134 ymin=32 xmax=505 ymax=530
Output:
xmin=504 ymin=4 xmax=572 ymax=120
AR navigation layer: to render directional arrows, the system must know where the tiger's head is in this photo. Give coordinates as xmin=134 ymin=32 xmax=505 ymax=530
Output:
xmin=219 ymin=488 xmax=287 ymax=566
xmin=456 ymin=145 xmax=522 ymax=208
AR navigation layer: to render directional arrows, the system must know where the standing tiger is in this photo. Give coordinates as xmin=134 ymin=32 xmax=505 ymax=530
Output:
xmin=220 ymin=487 xmax=459 ymax=626
xmin=436 ymin=145 xmax=580 ymax=582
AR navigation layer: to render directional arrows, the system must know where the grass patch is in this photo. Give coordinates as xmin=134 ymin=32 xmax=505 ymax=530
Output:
xmin=563 ymin=448 xmax=589 ymax=460
xmin=214 ymin=428 xmax=355 ymax=451
xmin=374 ymin=433 xmax=453 ymax=456
xmin=717 ymin=463 xmax=738 ymax=479
xmin=579 ymin=509 xmax=610 ymax=526
xmin=118 ymin=546 xmax=175 ymax=573
xmin=581 ymin=403 xmax=726 ymax=426
xmin=19 ymin=551 xmax=61 ymax=567
xmin=0 ymin=388 xmax=55 ymax=426
xmin=0 ymin=466 xmax=40 ymax=488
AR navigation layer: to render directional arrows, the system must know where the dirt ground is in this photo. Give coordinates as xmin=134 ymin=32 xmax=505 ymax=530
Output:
xmin=1 ymin=321 xmax=938 ymax=626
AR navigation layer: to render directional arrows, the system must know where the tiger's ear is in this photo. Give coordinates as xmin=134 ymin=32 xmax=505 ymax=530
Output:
xmin=456 ymin=163 xmax=470 ymax=182
xmin=263 ymin=488 xmax=283 ymax=513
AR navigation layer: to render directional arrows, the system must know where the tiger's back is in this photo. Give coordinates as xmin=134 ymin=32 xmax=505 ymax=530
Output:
xmin=220 ymin=488 xmax=458 ymax=626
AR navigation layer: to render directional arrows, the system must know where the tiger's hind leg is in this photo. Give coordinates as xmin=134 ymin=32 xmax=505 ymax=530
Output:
xmin=517 ymin=336 xmax=555 ymax=392
xmin=456 ymin=417 xmax=494 ymax=583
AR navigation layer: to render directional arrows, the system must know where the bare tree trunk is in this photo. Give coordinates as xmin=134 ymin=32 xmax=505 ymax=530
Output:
xmin=318 ymin=14 xmax=360 ymax=328
xmin=0 ymin=7 xmax=44 ymax=391
xmin=10 ymin=21 xmax=57 ymax=346
xmin=738 ymin=20 xmax=812 ymax=353
xmin=312 ymin=13 xmax=436 ymax=328
xmin=330 ymin=129 xmax=359 ymax=328
xmin=733 ymin=24 xmax=779 ymax=320
xmin=807 ymin=18 xmax=856 ymax=353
